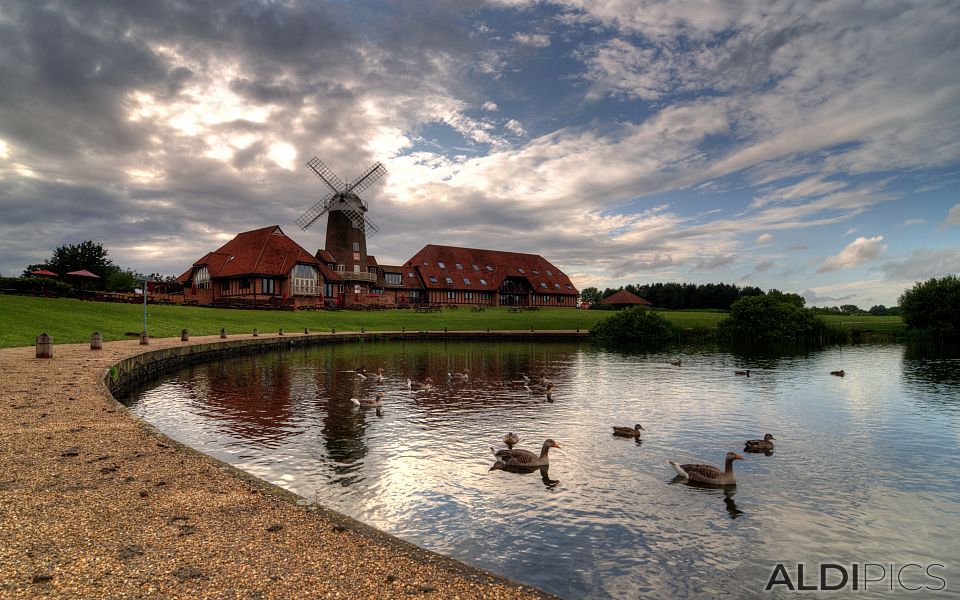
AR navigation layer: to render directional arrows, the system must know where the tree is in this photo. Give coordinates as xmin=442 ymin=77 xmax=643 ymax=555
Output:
xmin=839 ymin=304 xmax=861 ymax=314
xmin=899 ymin=275 xmax=960 ymax=338
xmin=766 ymin=289 xmax=806 ymax=308
xmin=718 ymin=295 xmax=830 ymax=342
xmin=868 ymin=304 xmax=888 ymax=316
xmin=580 ymin=286 xmax=602 ymax=304
xmin=24 ymin=241 xmax=114 ymax=279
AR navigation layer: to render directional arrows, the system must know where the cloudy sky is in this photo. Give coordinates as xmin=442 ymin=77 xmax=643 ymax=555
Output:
xmin=1 ymin=0 xmax=957 ymax=307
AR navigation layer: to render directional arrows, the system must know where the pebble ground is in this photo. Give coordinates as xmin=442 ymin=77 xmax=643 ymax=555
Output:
xmin=0 ymin=334 xmax=558 ymax=599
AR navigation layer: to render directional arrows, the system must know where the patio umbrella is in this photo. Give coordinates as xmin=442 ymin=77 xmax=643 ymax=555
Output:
xmin=30 ymin=269 xmax=59 ymax=293
xmin=65 ymin=270 xmax=101 ymax=278
xmin=65 ymin=269 xmax=102 ymax=295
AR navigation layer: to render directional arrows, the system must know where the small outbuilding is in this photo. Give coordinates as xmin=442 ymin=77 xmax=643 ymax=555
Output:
xmin=599 ymin=289 xmax=653 ymax=309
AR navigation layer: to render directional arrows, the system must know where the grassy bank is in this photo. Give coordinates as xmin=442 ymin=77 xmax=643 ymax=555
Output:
xmin=0 ymin=295 xmax=905 ymax=348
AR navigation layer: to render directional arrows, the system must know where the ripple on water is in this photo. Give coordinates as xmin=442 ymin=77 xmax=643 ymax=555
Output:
xmin=124 ymin=341 xmax=960 ymax=600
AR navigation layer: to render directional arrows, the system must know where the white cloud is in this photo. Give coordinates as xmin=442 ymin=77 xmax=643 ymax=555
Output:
xmin=513 ymin=32 xmax=551 ymax=47
xmin=482 ymin=101 xmax=499 ymax=111
xmin=902 ymin=218 xmax=925 ymax=226
xmin=504 ymin=119 xmax=526 ymax=136
xmin=755 ymin=233 xmax=773 ymax=244
xmin=755 ymin=260 xmax=774 ymax=272
xmin=948 ymin=203 xmax=960 ymax=226
xmin=818 ymin=236 xmax=887 ymax=273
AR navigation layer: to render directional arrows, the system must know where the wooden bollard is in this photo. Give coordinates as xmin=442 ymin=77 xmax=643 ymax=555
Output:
xmin=331 ymin=326 xmax=336 ymax=334
xmin=253 ymin=328 xmax=259 ymax=337
xmin=139 ymin=330 xmax=149 ymax=345
xmin=220 ymin=327 xmax=227 ymax=339
xmin=530 ymin=325 xmax=534 ymax=332
xmin=181 ymin=328 xmax=189 ymax=342
xmin=90 ymin=332 xmax=102 ymax=350
xmin=361 ymin=326 xmax=365 ymax=334
xmin=36 ymin=333 xmax=53 ymax=358
xmin=279 ymin=328 xmax=284 ymax=336
xmin=304 ymin=327 xmax=309 ymax=335
xmin=401 ymin=325 xmax=405 ymax=333
xmin=443 ymin=326 xmax=447 ymax=332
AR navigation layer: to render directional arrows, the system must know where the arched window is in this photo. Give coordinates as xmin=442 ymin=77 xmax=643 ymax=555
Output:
xmin=193 ymin=266 xmax=210 ymax=289
xmin=291 ymin=264 xmax=320 ymax=295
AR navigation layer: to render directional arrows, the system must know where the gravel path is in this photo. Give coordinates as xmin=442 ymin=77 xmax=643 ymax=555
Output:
xmin=0 ymin=334 xmax=558 ymax=599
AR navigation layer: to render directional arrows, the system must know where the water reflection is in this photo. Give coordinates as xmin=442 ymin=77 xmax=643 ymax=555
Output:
xmin=669 ymin=477 xmax=744 ymax=519
xmin=124 ymin=341 xmax=960 ymax=600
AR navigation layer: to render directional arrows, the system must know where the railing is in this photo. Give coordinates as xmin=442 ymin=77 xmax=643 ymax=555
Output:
xmin=337 ymin=271 xmax=378 ymax=283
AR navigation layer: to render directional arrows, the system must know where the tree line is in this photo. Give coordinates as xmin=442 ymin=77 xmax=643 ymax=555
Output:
xmin=20 ymin=240 xmax=179 ymax=292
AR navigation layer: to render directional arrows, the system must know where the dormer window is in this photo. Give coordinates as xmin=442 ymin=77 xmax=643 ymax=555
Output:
xmin=517 ymin=267 xmax=525 ymax=274
xmin=540 ymin=282 xmax=547 ymax=288
xmin=463 ymin=277 xmax=470 ymax=285
xmin=479 ymin=278 xmax=488 ymax=285
xmin=546 ymin=270 xmax=553 ymax=276
xmin=486 ymin=265 xmax=493 ymax=271
xmin=565 ymin=284 xmax=573 ymax=289
xmin=438 ymin=261 xmax=446 ymax=269
xmin=445 ymin=277 xmax=453 ymax=284
xmin=429 ymin=276 xmax=438 ymax=283
xmin=408 ymin=271 xmax=416 ymax=278
xmin=554 ymin=283 xmax=561 ymax=289
xmin=532 ymin=269 xmax=540 ymax=275
xmin=472 ymin=264 xmax=479 ymax=271
xmin=455 ymin=263 xmax=462 ymax=269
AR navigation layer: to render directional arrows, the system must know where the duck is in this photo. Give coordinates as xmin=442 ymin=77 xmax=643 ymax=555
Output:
xmin=351 ymin=392 xmax=384 ymax=409
xmin=744 ymin=433 xmax=775 ymax=452
xmin=522 ymin=372 xmax=551 ymax=386
xmin=668 ymin=452 xmax=743 ymax=486
xmin=526 ymin=382 xmax=554 ymax=402
xmin=491 ymin=439 xmax=561 ymax=468
xmin=830 ymin=370 xmax=845 ymax=377
xmin=374 ymin=367 xmax=385 ymax=382
xmin=612 ymin=424 xmax=645 ymax=437
xmin=407 ymin=377 xmax=434 ymax=390
xmin=502 ymin=432 xmax=521 ymax=449
xmin=670 ymin=359 xmax=682 ymax=367
xmin=734 ymin=369 xmax=751 ymax=376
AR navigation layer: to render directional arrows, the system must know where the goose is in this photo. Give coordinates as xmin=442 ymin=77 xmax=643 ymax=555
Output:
xmin=448 ymin=370 xmax=469 ymax=381
xmin=670 ymin=359 xmax=682 ymax=367
xmin=502 ymin=432 xmax=521 ymax=448
xmin=734 ymin=369 xmax=751 ymax=376
xmin=491 ymin=439 xmax=561 ymax=468
xmin=669 ymin=452 xmax=743 ymax=486
xmin=407 ymin=377 xmax=434 ymax=390
xmin=744 ymin=433 xmax=775 ymax=452
xmin=830 ymin=370 xmax=845 ymax=377
xmin=351 ymin=392 xmax=384 ymax=409
xmin=374 ymin=367 xmax=385 ymax=382
xmin=612 ymin=424 xmax=645 ymax=437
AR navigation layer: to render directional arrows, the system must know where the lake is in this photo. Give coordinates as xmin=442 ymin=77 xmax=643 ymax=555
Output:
xmin=122 ymin=340 xmax=960 ymax=599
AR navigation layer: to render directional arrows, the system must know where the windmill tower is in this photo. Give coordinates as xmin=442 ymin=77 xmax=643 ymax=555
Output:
xmin=297 ymin=157 xmax=386 ymax=294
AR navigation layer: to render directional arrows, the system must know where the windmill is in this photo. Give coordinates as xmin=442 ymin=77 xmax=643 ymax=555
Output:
xmin=298 ymin=157 xmax=387 ymax=297
xmin=297 ymin=157 xmax=385 ymax=235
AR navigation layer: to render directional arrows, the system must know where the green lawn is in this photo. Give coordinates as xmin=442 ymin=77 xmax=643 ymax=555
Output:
xmin=0 ymin=295 xmax=905 ymax=348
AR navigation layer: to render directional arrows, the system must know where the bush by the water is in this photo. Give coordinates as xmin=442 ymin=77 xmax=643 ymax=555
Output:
xmin=899 ymin=275 xmax=960 ymax=339
xmin=590 ymin=307 xmax=676 ymax=341
xmin=718 ymin=295 xmax=835 ymax=342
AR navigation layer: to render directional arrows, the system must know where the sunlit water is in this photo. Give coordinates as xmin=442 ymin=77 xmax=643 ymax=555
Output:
xmin=123 ymin=341 xmax=960 ymax=599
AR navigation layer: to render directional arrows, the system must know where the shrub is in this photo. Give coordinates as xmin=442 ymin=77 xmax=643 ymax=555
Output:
xmin=590 ymin=307 xmax=676 ymax=341
xmin=717 ymin=295 xmax=835 ymax=343
xmin=899 ymin=275 xmax=960 ymax=339
xmin=0 ymin=276 xmax=73 ymax=296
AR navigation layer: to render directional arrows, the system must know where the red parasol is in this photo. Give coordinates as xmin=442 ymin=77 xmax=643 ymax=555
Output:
xmin=65 ymin=269 xmax=101 ymax=278
xmin=30 ymin=269 xmax=59 ymax=277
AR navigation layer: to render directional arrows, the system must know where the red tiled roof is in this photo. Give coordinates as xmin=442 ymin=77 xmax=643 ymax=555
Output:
xmin=403 ymin=244 xmax=578 ymax=295
xmin=366 ymin=255 xmax=379 ymax=268
xmin=185 ymin=226 xmax=320 ymax=279
xmin=317 ymin=262 xmax=341 ymax=282
xmin=600 ymin=289 xmax=652 ymax=306
xmin=316 ymin=249 xmax=337 ymax=265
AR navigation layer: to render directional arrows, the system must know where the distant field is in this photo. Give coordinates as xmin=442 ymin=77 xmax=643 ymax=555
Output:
xmin=0 ymin=295 xmax=905 ymax=348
